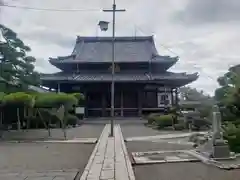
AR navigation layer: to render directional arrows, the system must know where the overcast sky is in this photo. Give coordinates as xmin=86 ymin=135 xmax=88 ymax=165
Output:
xmin=1 ymin=0 xmax=240 ymax=95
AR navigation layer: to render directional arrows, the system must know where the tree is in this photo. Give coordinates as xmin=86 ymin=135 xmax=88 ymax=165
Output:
xmin=179 ymin=87 xmax=211 ymax=102
xmin=179 ymin=87 xmax=214 ymax=118
xmin=215 ymin=64 xmax=240 ymax=121
xmin=0 ymin=24 xmax=40 ymax=92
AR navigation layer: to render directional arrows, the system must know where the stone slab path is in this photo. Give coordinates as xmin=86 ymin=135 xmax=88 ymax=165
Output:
xmin=79 ymin=124 xmax=135 ymax=180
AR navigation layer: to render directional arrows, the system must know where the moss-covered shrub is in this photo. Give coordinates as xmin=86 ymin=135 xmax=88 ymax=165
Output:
xmin=155 ymin=114 xmax=173 ymax=129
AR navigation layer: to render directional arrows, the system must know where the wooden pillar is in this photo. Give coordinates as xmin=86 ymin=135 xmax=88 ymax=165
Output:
xmin=56 ymin=83 xmax=60 ymax=93
xmin=84 ymin=91 xmax=88 ymax=118
xmin=120 ymin=91 xmax=124 ymax=117
xmin=102 ymin=93 xmax=106 ymax=117
xmin=175 ymin=88 xmax=179 ymax=107
xmin=138 ymin=90 xmax=142 ymax=116
xmin=155 ymin=90 xmax=158 ymax=108
xmin=171 ymin=88 xmax=174 ymax=106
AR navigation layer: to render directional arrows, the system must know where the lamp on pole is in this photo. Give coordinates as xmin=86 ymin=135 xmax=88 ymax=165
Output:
xmin=98 ymin=0 xmax=125 ymax=137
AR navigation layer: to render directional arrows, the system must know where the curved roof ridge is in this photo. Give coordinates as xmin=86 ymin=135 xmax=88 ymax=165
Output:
xmin=76 ymin=35 xmax=153 ymax=43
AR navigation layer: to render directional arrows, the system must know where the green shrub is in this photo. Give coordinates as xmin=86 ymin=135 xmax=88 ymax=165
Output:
xmin=174 ymin=123 xmax=185 ymax=130
xmin=223 ymin=123 xmax=240 ymax=153
xmin=191 ymin=119 xmax=211 ymax=131
xmin=0 ymin=92 xmax=5 ymax=103
xmin=71 ymin=93 xmax=84 ymax=101
xmin=64 ymin=114 xmax=79 ymax=126
xmin=147 ymin=113 xmax=158 ymax=124
xmin=155 ymin=114 xmax=173 ymax=129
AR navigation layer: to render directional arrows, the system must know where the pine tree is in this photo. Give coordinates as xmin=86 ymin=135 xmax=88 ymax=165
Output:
xmin=0 ymin=24 xmax=40 ymax=92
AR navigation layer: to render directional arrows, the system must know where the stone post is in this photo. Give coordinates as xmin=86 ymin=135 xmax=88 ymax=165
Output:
xmin=211 ymin=105 xmax=230 ymax=158
xmin=197 ymin=105 xmax=231 ymax=159
xmin=212 ymin=105 xmax=223 ymax=141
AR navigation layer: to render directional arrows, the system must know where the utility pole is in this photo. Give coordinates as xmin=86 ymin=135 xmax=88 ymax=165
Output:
xmin=103 ymin=0 xmax=125 ymax=137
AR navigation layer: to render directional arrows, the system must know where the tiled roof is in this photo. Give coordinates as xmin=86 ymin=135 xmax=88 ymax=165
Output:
xmin=41 ymin=72 xmax=198 ymax=82
xmin=49 ymin=36 xmax=178 ymax=64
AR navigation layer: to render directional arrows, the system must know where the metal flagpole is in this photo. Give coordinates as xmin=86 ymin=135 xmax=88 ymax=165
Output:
xmin=103 ymin=0 xmax=125 ymax=137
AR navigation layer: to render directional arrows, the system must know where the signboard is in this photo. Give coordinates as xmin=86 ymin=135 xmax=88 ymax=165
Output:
xmin=75 ymin=107 xmax=85 ymax=114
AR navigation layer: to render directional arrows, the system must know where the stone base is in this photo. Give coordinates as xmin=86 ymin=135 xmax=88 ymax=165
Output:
xmin=213 ymin=145 xmax=230 ymax=159
xmin=197 ymin=138 xmax=231 ymax=159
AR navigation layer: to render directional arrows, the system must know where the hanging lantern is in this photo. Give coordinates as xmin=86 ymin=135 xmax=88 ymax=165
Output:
xmin=98 ymin=21 xmax=109 ymax=31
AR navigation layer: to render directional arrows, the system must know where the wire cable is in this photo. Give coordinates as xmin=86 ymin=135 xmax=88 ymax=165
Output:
xmin=134 ymin=25 xmax=179 ymax=56
xmin=0 ymin=4 xmax=101 ymax=12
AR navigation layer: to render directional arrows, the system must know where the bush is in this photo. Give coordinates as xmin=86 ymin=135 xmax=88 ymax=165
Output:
xmin=223 ymin=123 xmax=240 ymax=153
xmin=147 ymin=113 xmax=159 ymax=124
xmin=71 ymin=93 xmax=84 ymax=101
xmin=155 ymin=114 xmax=173 ymax=129
xmin=0 ymin=92 xmax=5 ymax=103
xmin=191 ymin=119 xmax=211 ymax=131
xmin=64 ymin=114 xmax=79 ymax=126
xmin=174 ymin=123 xmax=185 ymax=130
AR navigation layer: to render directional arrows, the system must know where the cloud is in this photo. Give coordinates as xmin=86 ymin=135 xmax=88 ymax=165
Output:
xmin=19 ymin=28 xmax=76 ymax=48
xmin=1 ymin=0 xmax=240 ymax=95
xmin=174 ymin=0 xmax=240 ymax=24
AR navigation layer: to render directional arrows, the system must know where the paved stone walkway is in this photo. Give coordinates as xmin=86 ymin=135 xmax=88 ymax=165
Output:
xmin=80 ymin=124 xmax=135 ymax=180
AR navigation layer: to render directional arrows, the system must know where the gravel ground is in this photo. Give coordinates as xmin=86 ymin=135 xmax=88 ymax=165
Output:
xmin=123 ymin=124 xmax=240 ymax=180
xmin=0 ymin=143 xmax=94 ymax=172
xmin=2 ymin=124 xmax=104 ymax=140
xmin=133 ymin=163 xmax=240 ymax=180
xmin=0 ymin=124 xmax=103 ymax=179
xmin=67 ymin=124 xmax=104 ymax=138
xmin=127 ymin=141 xmax=192 ymax=152
xmin=121 ymin=124 xmax=182 ymax=138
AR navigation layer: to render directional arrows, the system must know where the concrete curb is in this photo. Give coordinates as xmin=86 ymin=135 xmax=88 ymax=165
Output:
xmin=117 ymin=125 xmax=136 ymax=180
xmin=79 ymin=124 xmax=110 ymax=180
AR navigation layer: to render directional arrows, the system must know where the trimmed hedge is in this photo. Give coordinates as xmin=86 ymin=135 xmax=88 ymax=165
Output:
xmin=0 ymin=92 xmax=83 ymax=109
xmin=34 ymin=93 xmax=78 ymax=109
xmin=2 ymin=92 xmax=34 ymax=107
xmin=0 ymin=92 xmax=84 ymax=129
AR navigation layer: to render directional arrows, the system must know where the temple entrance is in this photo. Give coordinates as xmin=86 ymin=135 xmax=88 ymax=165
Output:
xmin=84 ymin=84 xmax=177 ymax=117
xmin=86 ymin=90 xmax=139 ymax=117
